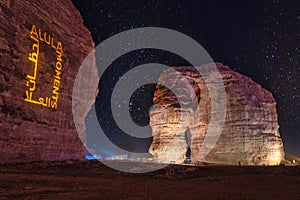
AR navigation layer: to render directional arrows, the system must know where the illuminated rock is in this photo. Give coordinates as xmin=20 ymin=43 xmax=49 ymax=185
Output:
xmin=0 ymin=0 xmax=98 ymax=162
xmin=149 ymin=63 xmax=285 ymax=165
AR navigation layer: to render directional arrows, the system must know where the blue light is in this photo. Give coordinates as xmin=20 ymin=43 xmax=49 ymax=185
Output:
xmin=86 ymin=155 xmax=102 ymax=160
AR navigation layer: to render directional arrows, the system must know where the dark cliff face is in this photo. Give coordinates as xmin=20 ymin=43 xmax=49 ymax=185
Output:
xmin=149 ymin=63 xmax=285 ymax=165
xmin=0 ymin=0 xmax=98 ymax=163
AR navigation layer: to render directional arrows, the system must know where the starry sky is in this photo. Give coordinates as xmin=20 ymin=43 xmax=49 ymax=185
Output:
xmin=71 ymin=0 xmax=300 ymax=157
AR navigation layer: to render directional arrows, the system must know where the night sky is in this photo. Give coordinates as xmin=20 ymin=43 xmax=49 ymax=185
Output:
xmin=71 ymin=0 xmax=300 ymax=157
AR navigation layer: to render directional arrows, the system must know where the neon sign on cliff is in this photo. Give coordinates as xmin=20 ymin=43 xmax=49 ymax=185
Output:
xmin=25 ymin=24 xmax=63 ymax=109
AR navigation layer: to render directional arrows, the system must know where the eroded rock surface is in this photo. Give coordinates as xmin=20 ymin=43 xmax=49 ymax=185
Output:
xmin=0 ymin=0 xmax=98 ymax=163
xmin=149 ymin=63 xmax=285 ymax=165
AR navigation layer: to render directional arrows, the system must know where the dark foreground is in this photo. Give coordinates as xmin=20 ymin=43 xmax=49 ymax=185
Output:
xmin=0 ymin=160 xmax=299 ymax=200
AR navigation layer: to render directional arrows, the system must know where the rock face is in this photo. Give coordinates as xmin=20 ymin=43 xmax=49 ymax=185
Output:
xmin=149 ymin=63 xmax=285 ymax=165
xmin=0 ymin=0 xmax=98 ymax=163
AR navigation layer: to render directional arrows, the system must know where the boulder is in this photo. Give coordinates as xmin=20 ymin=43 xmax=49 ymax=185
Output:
xmin=149 ymin=63 xmax=285 ymax=165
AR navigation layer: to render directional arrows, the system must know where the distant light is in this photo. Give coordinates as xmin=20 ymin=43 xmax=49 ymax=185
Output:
xmin=86 ymin=155 xmax=102 ymax=160
xmin=292 ymin=160 xmax=296 ymax=164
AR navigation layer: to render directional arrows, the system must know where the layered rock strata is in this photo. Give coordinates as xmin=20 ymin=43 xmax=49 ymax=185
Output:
xmin=0 ymin=0 xmax=98 ymax=163
xmin=149 ymin=63 xmax=285 ymax=165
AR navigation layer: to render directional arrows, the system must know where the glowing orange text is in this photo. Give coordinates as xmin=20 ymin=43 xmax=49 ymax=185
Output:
xmin=24 ymin=24 xmax=63 ymax=109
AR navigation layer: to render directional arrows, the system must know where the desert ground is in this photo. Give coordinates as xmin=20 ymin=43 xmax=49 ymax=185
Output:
xmin=0 ymin=160 xmax=299 ymax=200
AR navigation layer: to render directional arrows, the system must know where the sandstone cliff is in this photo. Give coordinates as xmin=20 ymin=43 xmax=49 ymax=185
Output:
xmin=0 ymin=0 xmax=98 ymax=163
xmin=149 ymin=63 xmax=285 ymax=165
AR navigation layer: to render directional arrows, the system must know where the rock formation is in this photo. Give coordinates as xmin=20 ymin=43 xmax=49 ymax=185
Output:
xmin=0 ymin=0 xmax=98 ymax=163
xmin=149 ymin=63 xmax=285 ymax=165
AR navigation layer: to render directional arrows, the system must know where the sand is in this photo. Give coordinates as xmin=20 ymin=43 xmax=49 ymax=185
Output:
xmin=0 ymin=160 xmax=299 ymax=199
